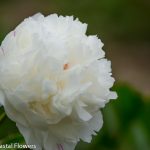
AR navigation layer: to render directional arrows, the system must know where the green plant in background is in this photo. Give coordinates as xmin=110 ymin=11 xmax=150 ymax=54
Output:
xmin=1 ymin=0 xmax=150 ymax=41
xmin=54 ymin=0 xmax=150 ymax=41
xmin=0 ymin=84 xmax=149 ymax=150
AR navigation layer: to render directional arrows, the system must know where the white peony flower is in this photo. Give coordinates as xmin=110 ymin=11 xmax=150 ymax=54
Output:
xmin=0 ymin=13 xmax=117 ymax=150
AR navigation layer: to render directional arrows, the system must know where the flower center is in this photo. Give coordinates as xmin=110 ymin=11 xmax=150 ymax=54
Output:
xmin=63 ymin=63 xmax=69 ymax=70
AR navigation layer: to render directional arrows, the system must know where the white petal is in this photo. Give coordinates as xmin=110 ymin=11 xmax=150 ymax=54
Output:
xmin=75 ymin=104 xmax=92 ymax=121
xmin=32 ymin=13 xmax=44 ymax=21
xmin=108 ymin=91 xmax=118 ymax=99
xmin=0 ymin=90 xmax=4 ymax=106
xmin=44 ymin=132 xmax=77 ymax=150
xmin=79 ymin=111 xmax=103 ymax=143
xmin=42 ymin=79 xmax=57 ymax=99
xmin=16 ymin=123 xmax=42 ymax=150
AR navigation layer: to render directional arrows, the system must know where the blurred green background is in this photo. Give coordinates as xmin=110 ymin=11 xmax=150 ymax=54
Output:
xmin=0 ymin=0 xmax=150 ymax=150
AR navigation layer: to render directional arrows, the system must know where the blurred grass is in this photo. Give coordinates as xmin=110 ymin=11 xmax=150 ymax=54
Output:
xmin=0 ymin=84 xmax=150 ymax=150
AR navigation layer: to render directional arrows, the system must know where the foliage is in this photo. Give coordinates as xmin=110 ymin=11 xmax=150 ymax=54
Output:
xmin=54 ymin=0 xmax=150 ymax=41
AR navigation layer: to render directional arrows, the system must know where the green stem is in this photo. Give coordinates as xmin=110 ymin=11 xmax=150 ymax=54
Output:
xmin=0 ymin=112 xmax=6 ymax=123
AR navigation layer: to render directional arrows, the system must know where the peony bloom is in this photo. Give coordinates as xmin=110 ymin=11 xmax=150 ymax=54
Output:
xmin=0 ymin=13 xmax=117 ymax=150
